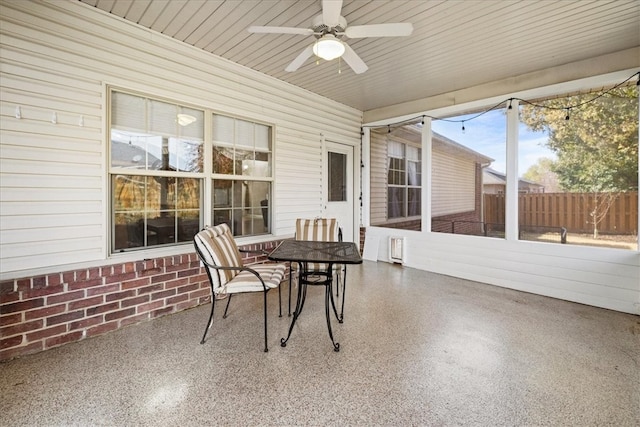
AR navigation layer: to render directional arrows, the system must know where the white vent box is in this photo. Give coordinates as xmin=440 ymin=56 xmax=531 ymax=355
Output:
xmin=389 ymin=236 xmax=405 ymax=264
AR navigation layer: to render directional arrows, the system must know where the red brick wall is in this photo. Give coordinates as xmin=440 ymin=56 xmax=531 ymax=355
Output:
xmin=0 ymin=240 xmax=284 ymax=361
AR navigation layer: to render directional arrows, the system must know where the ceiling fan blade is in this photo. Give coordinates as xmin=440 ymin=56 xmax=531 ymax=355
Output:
xmin=248 ymin=26 xmax=314 ymax=35
xmin=285 ymin=45 xmax=314 ymax=72
xmin=341 ymin=43 xmax=368 ymax=74
xmin=322 ymin=0 xmax=343 ymax=28
xmin=345 ymin=23 xmax=413 ymax=38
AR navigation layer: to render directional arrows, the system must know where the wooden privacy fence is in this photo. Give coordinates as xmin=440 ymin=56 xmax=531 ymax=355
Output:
xmin=484 ymin=192 xmax=638 ymax=235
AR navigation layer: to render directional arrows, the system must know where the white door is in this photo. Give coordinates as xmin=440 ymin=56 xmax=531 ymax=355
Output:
xmin=324 ymin=141 xmax=355 ymax=242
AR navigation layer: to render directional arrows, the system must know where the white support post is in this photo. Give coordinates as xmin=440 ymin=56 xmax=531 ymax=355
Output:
xmin=361 ymin=127 xmax=371 ymax=227
xmin=636 ymin=79 xmax=640 ymax=252
xmin=422 ymin=117 xmax=432 ymax=233
xmin=505 ymin=99 xmax=520 ymax=241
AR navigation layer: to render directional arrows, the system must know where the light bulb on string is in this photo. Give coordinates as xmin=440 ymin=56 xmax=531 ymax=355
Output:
xmin=364 ymin=70 xmax=637 ymax=134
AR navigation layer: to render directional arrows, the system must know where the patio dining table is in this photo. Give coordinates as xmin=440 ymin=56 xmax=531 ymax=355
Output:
xmin=268 ymin=239 xmax=362 ymax=352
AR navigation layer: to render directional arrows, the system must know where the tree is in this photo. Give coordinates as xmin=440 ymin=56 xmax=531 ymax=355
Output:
xmin=520 ymin=86 xmax=638 ymax=238
xmin=522 ymin=157 xmax=561 ymax=192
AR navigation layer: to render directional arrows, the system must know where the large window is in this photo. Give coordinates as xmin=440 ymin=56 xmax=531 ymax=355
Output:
xmin=370 ymin=124 xmax=422 ymax=228
xmin=431 ymin=108 xmax=506 ymax=237
xmin=518 ymin=84 xmax=638 ymax=250
xmin=387 ymin=140 xmax=422 ymax=219
xmin=366 ymin=75 xmax=638 ymax=251
xmin=109 ymin=90 xmax=273 ymax=253
xmin=212 ymin=114 xmax=272 ymax=237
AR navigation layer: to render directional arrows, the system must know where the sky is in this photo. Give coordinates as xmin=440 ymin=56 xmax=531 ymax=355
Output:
xmin=430 ymin=108 xmax=556 ymax=176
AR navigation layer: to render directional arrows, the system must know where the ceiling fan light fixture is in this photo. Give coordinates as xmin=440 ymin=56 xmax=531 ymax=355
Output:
xmin=313 ymin=34 xmax=345 ymax=61
xmin=177 ymin=113 xmax=197 ymax=126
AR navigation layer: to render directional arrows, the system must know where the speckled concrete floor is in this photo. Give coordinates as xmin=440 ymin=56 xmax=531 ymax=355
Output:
xmin=2 ymin=261 xmax=639 ymax=426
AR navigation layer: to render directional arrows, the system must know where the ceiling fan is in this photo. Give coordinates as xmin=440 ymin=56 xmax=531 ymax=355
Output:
xmin=247 ymin=0 xmax=413 ymax=74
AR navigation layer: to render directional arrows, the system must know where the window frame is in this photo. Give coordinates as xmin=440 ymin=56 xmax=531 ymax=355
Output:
xmin=107 ymin=87 xmax=275 ymax=254
xmin=387 ymin=138 xmax=422 ymax=221
xmin=210 ymin=112 xmax=274 ymax=237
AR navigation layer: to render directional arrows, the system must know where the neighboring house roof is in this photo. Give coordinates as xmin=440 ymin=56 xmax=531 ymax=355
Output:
xmin=111 ymin=140 xmax=161 ymax=169
xmin=483 ymin=168 xmax=545 ymax=190
xmin=380 ymin=125 xmax=494 ymax=165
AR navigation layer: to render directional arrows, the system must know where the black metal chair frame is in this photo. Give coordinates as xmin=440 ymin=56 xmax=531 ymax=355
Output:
xmin=194 ymin=243 xmax=282 ymax=352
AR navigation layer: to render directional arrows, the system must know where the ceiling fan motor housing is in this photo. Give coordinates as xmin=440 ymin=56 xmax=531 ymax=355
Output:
xmin=312 ymin=14 xmax=347 ymax=37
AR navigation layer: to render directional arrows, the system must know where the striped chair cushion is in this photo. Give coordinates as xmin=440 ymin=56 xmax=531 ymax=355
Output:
xmin=225 ymin=264 xmax=286 ymax=294
xmin=195 ymin=223 xmax=286 ymax=294
xmin=295 ymin=218 xmax=340 ymax=274
xmin=296 ymin=218 xmax=339 ymax=242
xmin=194 ymin=223 xmax=243 ymax=290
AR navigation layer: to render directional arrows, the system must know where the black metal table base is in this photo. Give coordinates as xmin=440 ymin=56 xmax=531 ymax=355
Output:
xmin=281 ymin=262 xmax=341 ymax=352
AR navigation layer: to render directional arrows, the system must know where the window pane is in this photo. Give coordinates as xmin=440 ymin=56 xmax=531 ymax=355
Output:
xmin=213 ymin=147 xmax=234 ymax=174
xmin=149 ymin=99 xmax=177 ymax=135
xmin=329 ymin=152 xmax=347 ymax=202
xmin=255 ymin=124 xmax=270 ymax=151
xmin=171 ymin=138 xmax=203 ymax=173
xmin=388 ymin=157 xmax=405 ymax=185
xmin=431 ymin=108 xmax=506 ymax=237
xmin=370 ymin=121 xmax=422 ymax=228
xmin=518 ymin=85 xmax=638 ymax=250
xmin=236 ymin=119 xmax=254 ymax=149
xmin=212 ymin=180 xmax=270 ymax=236
xmin=146 ymin=175 xmax=175 ymax=213
xmin=178 ymin=107 xmax=203 ymax=139
xmin=112 ymin=92 xmax=145 ymax=132
xmin=388 ymin=140 xmax=404 ymax=157
xmin=408 ymin=188 xmax=421 ymax=216
xmin=112 ymin=174 xmax=201 ymax=251
xmin=113 ymin=174 xmax=146 ymax=211
xmin=251 ymin=151 xmax=271 ymax=177
xmin=111 ymin=92 xmax=204 ymax=173
xmin=388 ymin=187 xmax=406 ymax=219
xmin=113 ymin=212 xmax=144 ymax=250
xmin=212 ymin=114 xmax=272 ymax=178
xmin=408 ymin=160 xmax=421 ymax=186
xmin=235 ymin=149 xmax=252 ymax=175
xmin=213 ymin=115 xmax=234 ymax=143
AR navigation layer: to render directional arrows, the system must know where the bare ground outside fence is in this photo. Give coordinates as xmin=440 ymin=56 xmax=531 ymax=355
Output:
xmin=484 ymin=192 xmax=638 ymax=250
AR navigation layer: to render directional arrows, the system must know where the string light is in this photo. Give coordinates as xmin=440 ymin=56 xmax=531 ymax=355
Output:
xmin=362 ymin=71 xmax=639 ymax=132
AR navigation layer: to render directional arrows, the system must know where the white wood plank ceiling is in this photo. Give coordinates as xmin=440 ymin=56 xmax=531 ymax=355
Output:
xmin=78 ymin=0 xmax=640 ymax=112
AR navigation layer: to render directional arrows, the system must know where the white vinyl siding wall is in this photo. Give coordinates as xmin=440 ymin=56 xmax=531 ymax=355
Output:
xmin=431 ymin=152 xmax=475 ymax=216
xmin=369 ymin=131 xmax=389 ymax=225
xmin=0 ymin=1 xmax=361 ymax=277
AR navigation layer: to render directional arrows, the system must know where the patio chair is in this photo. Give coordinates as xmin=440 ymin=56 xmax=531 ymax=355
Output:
xmin=290 ymin=218 xmax=347 ymax=320
xmin=194 ymin=223 xmax=287 ymax=352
